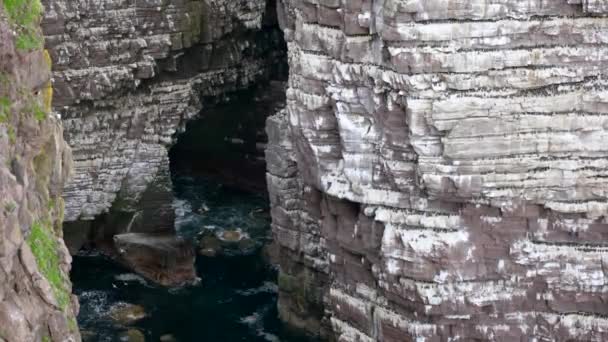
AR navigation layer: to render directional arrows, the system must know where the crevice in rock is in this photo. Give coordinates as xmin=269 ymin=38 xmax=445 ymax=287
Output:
xmin=169 ymin=80 xmax=287 ymax=194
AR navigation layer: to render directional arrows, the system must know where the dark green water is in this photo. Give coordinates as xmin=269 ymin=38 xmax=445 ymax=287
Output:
xmin=71 ymin=175 xmax=310 ymax=342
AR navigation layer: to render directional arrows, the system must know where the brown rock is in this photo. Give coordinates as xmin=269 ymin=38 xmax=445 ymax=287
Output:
xmin=220 ymin=230 xmax=244 ymax=242
xmin=114 ymin=233 xmax=197 ymax=287
xmin=119 ymin=329 xmax=146 ymax=342
xmin=160 ymin=334 xmax=178 ymax=342
xmin=197 ymin=235 xmax=223 ymax=257
xmin=109 ymin=303 xmax=146 ymax=325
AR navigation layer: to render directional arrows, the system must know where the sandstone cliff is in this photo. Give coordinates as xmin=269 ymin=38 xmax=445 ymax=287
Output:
xmin=266 ymin=0 xmax=608 ymax=340
xmin=0 ymin=1 xmax=78 ymax=340
xmin=42 ymin=0 xmax=286 ymax=223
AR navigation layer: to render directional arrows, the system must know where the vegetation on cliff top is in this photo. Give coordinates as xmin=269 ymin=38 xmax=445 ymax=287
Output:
xmin=2 ymin=0 xmax=44 ymax=50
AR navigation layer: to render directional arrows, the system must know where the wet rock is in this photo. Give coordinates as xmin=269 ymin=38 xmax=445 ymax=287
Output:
xmin=248 ymin=208 xmax=270 ymax=220
xmin=160 ymin=334 xmax=178 ymax=342
xmin=220 ymin=230 xmax=245 ymax=243
xmin=197 ymin=229 xmax=258 ymax=256
xmin=197 ymin=234 xmax=223 ymax=257
xmin=237 ymin=238 xmax=257 ymax=254
xmin=114 ymin=233 xmax=196 ymax=287
xmin=119 ymin=329 xmax=146 ymax=342
xmin=80 ymin=330 xmax=97 ymax=342
xmin=109 ymin=303 xmax=146 ymax=325
xmin=197 ymin=204 xmax=210 ymax=214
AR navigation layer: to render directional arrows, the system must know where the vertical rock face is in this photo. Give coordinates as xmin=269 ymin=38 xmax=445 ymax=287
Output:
xmin=42 ymin=0 xmax=286 ymax=222
xmin=267 ymin=0 xmax=608 ymax=340
xmin=0 ymin=2 xmax=78 ymax=341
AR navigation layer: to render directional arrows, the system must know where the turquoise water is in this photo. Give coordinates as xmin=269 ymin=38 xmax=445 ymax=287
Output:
xmin=71 ymin=174 xmax=312 ymax=342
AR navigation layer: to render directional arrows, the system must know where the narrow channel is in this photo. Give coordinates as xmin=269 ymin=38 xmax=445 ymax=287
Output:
xmin=69 ymin=83 xmax=314 ymax=342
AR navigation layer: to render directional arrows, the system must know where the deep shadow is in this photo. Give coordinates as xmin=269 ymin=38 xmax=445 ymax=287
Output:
xmin=169 ymin=81 xmax=286 ymax=194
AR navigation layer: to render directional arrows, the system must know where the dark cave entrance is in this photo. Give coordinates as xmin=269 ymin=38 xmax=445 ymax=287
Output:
xmin=168 ymin=81 xmax=286 ymax=194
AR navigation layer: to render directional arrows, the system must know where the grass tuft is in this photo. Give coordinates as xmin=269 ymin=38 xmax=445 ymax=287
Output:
xmin=7 ymin=126 xmax=15 ymax=144
xmin=2 ymin=0 xmax=44 ymax=51
xmin=27 ymin=221 xmax=71 ymax=310
xmin=32 ymin=101 xmax=46 ymax=121
xmin=0 ymin=97 xmax=10 ymax=123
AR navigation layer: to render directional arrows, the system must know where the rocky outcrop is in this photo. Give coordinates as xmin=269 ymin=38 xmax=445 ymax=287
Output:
xmin=267 ymin=0 xmax=608 ymax=340
xmin=42 ymin=0 xmax=286 ymax=223
xmin=0 ymin=2 xmax=78 ymax=341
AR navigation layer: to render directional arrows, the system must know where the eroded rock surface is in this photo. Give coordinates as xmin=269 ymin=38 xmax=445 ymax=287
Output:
xmin=42 ymin=0 xmax=286 ymax=222
xmin=266 ymin=0 xmax=608 ymax=340
xmin=0 ymin=3 xmax=78 ymax=341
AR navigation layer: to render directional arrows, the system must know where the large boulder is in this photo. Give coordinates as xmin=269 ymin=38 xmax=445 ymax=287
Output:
xmin=114 ymin=233 xmax=196 ymax=287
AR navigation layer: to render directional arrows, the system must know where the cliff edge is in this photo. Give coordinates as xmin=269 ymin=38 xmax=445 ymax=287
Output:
xmin=0 ymin=0 xmax=78 ymax=340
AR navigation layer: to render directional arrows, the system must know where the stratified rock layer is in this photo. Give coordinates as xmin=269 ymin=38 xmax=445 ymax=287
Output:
xmin=266 ymin=0 xmax=608 ymax=340
xmin=42 ymin=0 xmax=286 ymax=222
xmin=0 ymin=5 xmax=78 ymax=342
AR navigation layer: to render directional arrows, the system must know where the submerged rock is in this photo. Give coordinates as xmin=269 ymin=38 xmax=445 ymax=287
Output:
xmin=220 ymin=230 xmax=245 ymax=242
xmin=114 ymin=233 xmax=196 ymax=287
xmin=80 ymin=330 xmax=97 ymax=342
xmin=197 ymin=204 xmax=210 ymax=214
xmin=197 ymin=234 xmax=223 ymax=257
xmin=248 ymin=208 xmax=270 ymax=220
xmin=109 ymin=303 xmax=146 ymax=325
xmin=197 ymin=229 xmax=258 ymax=256
xmin=160 ymin=334 xmax=178 ymax=342
xmin=119 ymin=328 xmax=146 ymax=342
xmin=237 ymin=238 xmax=257 ymax=253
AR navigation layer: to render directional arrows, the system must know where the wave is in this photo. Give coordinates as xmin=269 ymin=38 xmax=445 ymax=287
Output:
xmin=235 ymin=281 xmax=278 ymax=296
xmin=239 ymin=305 xmax=281 ymax=342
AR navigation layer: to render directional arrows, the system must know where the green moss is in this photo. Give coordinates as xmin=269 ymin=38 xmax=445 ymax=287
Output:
xmin=31 ymin=100 xmax=46 ymax=121
xmin=33 ymin=147 xmax=51 ymax=192
xmin=0 ymin=72 xmax=9 ymax=87
xmin=0 ymin=97 xmax=10 ymax=123
xmin=278 ymin=272 xmax=296 ymax=292
xmin=2 ymin=0 xmax=44 ymax=51
xmin=7 ymin=126 xmax=15 ymax=144
xmin=3 ymin=201 xmax=16 ymax=213
xmin=47 ymin=197 xmax=56 ymax=211
xmin=68 ymin=317 xmax=78 ymax=333
xmin=27 ymin=221 xmax=71 ymax=310
xmin=42 ymin=335 xmax=51 ymax=342
xmin=47 ymin=197 xmax=65 ymax=233
xmin=15 ymin=33 xmax=42 ymax=50
xmin=42 ymin=50 xmax=53 ymax=112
